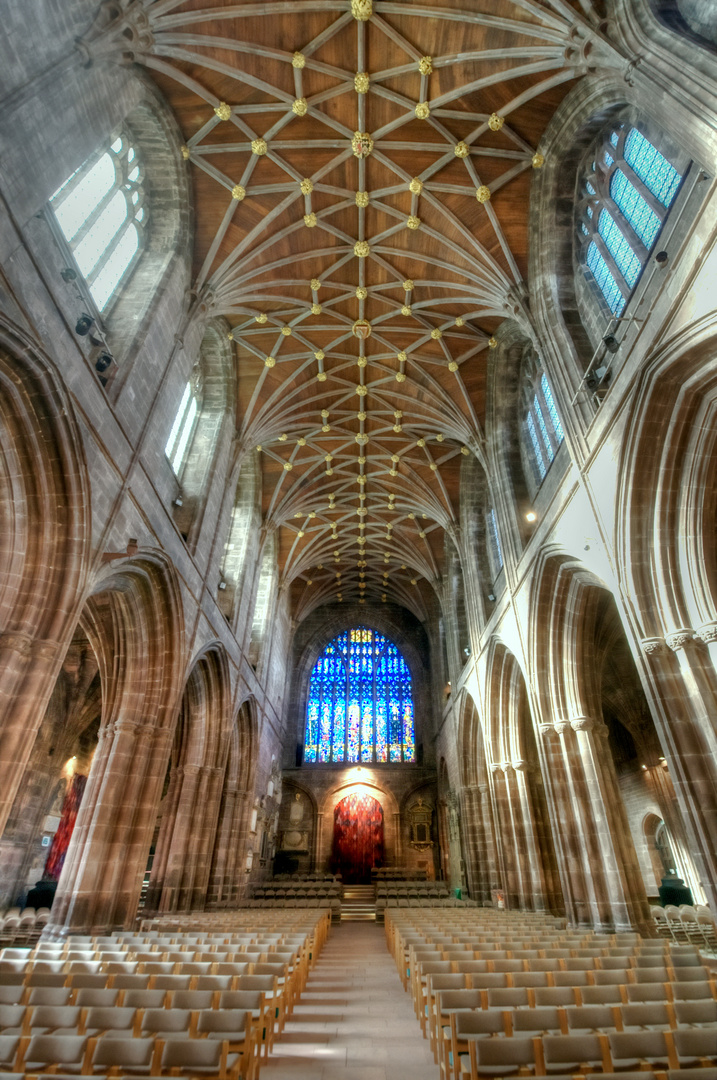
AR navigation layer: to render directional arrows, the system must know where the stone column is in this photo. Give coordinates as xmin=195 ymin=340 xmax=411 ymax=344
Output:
xmin=512 ymin=760 xmax=550 ymax=911
xmin=0 ymin=633 xmax=63 ymax=837
xmin=570 ymin=716 xmax=650 ymax=930
xmin=459 ymin=783 xmax=498 ymax=902
xmin=641 ymin=633 xmax=717 ymax=910
xmin=47 ymin=719 xmax=171 ymax=933
xmin=208 ymin=782 xmax=238 ymax=906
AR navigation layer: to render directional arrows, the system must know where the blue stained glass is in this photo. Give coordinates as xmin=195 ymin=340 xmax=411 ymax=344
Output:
xmin=587 ymin=240 xmax=625 ymax=315
xmin=610 ymin=130 xmax=619 ymax=148
xmin=527 ymin=413 xmax=546 ymax=480
xmin=534 ymin=394 xmax=555 ymax=464
xmin=540 ymin=374 xmax=564 ymax=445
xmin=604 ymin=151 xmax=614 ymax=167
xmin=598 ymin=209 xmax=641 ymax=288
xmin=610 ymin=171 xmax=660 ymax=249
xmin=305 ymin=627 xmax=414 ymax=764
xmin=586 ymin=181 xmax=596 ymax=195
xmin=624 ymin=129 xmax=681 ymax=207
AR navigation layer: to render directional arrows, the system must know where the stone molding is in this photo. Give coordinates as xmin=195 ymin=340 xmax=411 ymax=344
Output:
xmin=665 ymin=629 xmax=695 ymax=651
xmin=641 ymin=637 xmax=667 ymax=656
xmin=695 ymin=622 xmax=717 ymax=644
xmin=76 ymin=0 xmax=154 ymax=67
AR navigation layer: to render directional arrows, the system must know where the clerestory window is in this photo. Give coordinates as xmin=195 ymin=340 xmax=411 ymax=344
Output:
xmin=304 ymin=627 xmax=415 ymax=764
xmin=522 ymin=358 xmax=565 ymax=486
xmin=50 ymin=132 xmax=147 ymax=315
xmin=487 ymin=507 xmax=503 ymax=579
xmin=578 ymin=125 xmax=683 ymax=317
xmin=165 ymin=366 xmax=202 ymax=476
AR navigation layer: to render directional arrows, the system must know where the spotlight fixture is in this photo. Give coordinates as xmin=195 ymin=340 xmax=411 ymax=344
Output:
xmin=218 ymin=579 xmax=227 ymax=591
xmin=602 ymin=334 xmax=620 ymax=353
xmin=525 ymin=510 xmax=537 ymax=523
xmin=174 ymin=495 xmax=183 ymax=507
xmin=487 ymin=593 xmax=496 ymax=602
xmin=75 ymin=313 xmax=94 ymax=335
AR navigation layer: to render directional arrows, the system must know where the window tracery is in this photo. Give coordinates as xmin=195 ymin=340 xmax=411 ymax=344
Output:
xmin=50 ymin=132 xmax=147 ymax=314
xmin=578 ymin=124 xmax=682 ymax=316
xmin=304 ymin=628 xmax=415 ymax=764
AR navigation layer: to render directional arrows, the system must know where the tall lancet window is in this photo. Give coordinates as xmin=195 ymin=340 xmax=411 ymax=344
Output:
xmin=50 ymin=132 xmax=147 ymax=313
xmin=578 ymin=124 xmax=683 ymax=316
xmin=304 ymin=628 xmax=415 ymax=764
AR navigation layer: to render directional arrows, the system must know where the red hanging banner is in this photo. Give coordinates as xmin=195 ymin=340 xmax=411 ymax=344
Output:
xmin=331 ymin=792 xmax=384 ymax=883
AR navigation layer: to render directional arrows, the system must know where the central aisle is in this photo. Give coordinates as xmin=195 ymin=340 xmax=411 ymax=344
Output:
xmin=263 ymin=921 xmax=438 ymax=1080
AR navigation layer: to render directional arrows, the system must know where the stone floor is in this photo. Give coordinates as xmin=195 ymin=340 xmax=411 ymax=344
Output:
xmin=262 ymin=921 xmax=438 ymax=1080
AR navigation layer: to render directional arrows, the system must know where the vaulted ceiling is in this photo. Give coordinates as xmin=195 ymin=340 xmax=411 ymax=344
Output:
xmin=142 ymin=0 xmax=603 ymax=621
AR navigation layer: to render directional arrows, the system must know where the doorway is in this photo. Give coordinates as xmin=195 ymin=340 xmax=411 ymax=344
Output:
xmin=331 ymin=793 xmax=384 ymax=883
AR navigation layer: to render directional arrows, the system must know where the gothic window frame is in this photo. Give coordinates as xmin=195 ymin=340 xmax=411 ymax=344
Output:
xmin=486 ymin=507 xmax=503 ymax=581
xmin=165 ymin=364 xmax=203 ymax=478
xmin=577 ymin=122 xmax=684 ymax=318
xmin=303 ymin=627 xmax=416 ymax=765
xmin=521 ymin=354 xmax=565 ymax=488
xmin=48 ymin=130 xmax=148 ymax=323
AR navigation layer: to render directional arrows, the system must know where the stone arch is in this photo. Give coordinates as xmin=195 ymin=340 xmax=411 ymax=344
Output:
xmin=171 ymin=318 xmax=235 ymax=550
xmin=46 ymin=550 xmax=185 ymax=933
xmin=318 ymin=777 xmax=400 ymax=875
xmin=0 ymin=321 xmax=91 ymax=839
xmin=528 ymin=552 xmax=654 ymax=928
xmin=272 ymin=777 xmax=319 ymax=878
xmin=145 ymin=643 xmax=232 ymax=913
xmin=618 ymin=327 xmax=717 ymax=636
xmin=483 ymin=641 xmax=560 ymax=911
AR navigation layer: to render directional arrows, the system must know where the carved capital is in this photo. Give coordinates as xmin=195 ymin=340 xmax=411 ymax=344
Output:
xmin=641 ymin=637 xmax=666 ymax=656
xmin=696 ymin=622 xmax=717 ymax=644
xmin=538 ymin=723 xmax=555 ymax=737
xmin=665 ymin=629 xmax=694 ymax=652
xmin=76 ymin=0 xmax=154 ymax=67
xmin=512 ymin=759 xmax=529 ymax=772
xmin=553 ymin=721 xmax=572 ymax=736
xmin=0 ymin=631 xmax=33 ymax=657
xmin=570 ymin=716 xmax=595 ymax=733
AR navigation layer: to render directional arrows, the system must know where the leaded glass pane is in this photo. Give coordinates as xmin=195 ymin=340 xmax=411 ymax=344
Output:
xmin=304 ymin=627 xmax=415 ymax=763
xmin=50 ymin=134 xmax=146 ymax=313
xmin=527 ymin=413 xmax=547 ymax=480
xmin=598 ymin=209 xmax=641 ymax=288
xmin=587 ymin=240 xmax=626 ymax=316
xmin=624 ymin=128 xmax=681 ymax=207
xmin=534 ymin=395 xmax=555 ymax=463
xmin=610 ymin=170 xmax=661 ymax=249
xmin=540 ymin=374 xmax=565 ymax=444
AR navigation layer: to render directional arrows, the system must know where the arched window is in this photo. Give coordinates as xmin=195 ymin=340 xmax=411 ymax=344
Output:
xmin=522 ymin=357 xmax=565 ymax=485
xmin=487 ymin=507 xmax=503 ymax=579
xmin=304 ymin=627 xmax=416 ymax=765
xmin=165 ymin=365 xmax=202 ymax=476
xmin=578 ymin=124 xmax=683 ymax=316
xmin=49 ymin=132 xmax=147 ymax=314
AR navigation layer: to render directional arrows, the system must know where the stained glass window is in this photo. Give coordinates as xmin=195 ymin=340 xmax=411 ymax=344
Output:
xmin=522 ymin=357 xmax=564 ymax=487
xmin=578 ymin=122 xmax=683 ymax=316
xmin=304 ymin=627 xmax=415 ymax=764
xmin=50 ymin=133 xmax=147 ymax=313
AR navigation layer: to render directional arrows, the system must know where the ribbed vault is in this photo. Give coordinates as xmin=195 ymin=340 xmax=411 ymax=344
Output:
xmin=139 ymin=0 xmax=608 ymax=619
